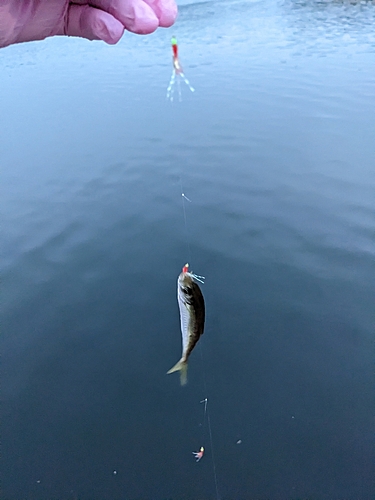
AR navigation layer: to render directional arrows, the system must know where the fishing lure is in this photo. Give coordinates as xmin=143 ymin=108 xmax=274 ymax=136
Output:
xmin=166 ymin=37 xmax=195 ymax=102
xmin=192 ymin=446 xmax=205 ymax=462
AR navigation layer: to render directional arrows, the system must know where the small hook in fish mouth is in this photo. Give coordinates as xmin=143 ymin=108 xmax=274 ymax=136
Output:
xmin=181 ymin=263 xmax=205 ymax=284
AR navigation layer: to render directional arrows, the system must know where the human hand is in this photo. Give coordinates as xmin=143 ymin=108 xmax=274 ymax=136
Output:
xmin=0 ymin=0 xmax=177 ymax=48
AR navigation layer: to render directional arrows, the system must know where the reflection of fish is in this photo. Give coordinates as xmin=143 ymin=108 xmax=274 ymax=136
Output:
xmin=167 ymin=264 xmax=205 ymax=385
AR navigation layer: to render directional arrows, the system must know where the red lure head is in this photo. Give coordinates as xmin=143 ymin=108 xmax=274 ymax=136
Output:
xmin=182 ymin=263 xmax=189 ymax=274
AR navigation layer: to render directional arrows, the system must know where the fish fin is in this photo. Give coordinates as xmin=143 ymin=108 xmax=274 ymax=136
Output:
xmin=167 ymin=358 xmax=188 ymax=386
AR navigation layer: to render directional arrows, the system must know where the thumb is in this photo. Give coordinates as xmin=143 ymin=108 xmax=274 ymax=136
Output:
xmin=65 ymin=4 xmax=124 ymax=44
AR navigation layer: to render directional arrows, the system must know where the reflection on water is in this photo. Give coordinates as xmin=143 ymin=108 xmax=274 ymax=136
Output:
xmin=1 ymin=0 xmax=374 ymax=498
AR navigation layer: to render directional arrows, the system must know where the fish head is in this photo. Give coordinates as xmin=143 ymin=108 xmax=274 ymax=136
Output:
xmin=178 ymin=270 xmax=193 ymax=289
xmin=178 ymin=266 xmax=194 ymax=300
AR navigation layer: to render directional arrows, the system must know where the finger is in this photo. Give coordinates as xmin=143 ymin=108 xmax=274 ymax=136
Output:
xmin=142 ymin=0 xmax=177 ymax=27
xmin=119 ymin=0 xmax=159 ymax=34
xmin=65 ymin=4 xmax=124 ymax=44
xmin=85 ymin=0 xmax=176 ymax=34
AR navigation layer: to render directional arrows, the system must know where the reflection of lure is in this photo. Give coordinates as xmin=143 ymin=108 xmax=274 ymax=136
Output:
xmin=167 ymin=37 xmax=195 ymax=102
xmin=193 ymin=446 xmax=204 ymax=462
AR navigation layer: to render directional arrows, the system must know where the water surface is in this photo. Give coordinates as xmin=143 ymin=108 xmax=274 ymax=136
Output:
xmin=1 ymin=0 xmax=374 ymax=498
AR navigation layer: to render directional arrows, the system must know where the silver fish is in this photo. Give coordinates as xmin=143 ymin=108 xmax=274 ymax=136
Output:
xmin=167 ymin=263 xmax=205 ymax=385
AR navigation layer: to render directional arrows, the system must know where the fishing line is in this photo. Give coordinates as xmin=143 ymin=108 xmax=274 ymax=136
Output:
xmin=179 ymin=172 xmax=192 ymax=265
xmin=177 ymin=156 xmax=220 ymax=500
xmin=176 ymin=141 xmax=220 ymax=500
xmin=170 ymin=37 xmax=219 ymax=500
xmin=199 ymin=345 xmax=220 ymax=500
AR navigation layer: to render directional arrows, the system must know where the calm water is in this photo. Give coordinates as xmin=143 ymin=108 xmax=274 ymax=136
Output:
xmin=1 ymin=0 xmax=374 ymax=499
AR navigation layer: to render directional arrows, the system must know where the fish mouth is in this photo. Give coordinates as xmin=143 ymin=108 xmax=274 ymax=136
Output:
xmin=179 ymin=269 xmax=193 ymax=287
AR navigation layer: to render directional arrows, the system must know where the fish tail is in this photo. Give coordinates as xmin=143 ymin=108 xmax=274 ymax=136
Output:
xmin=167 ymin=358 xmax=188 ymax=386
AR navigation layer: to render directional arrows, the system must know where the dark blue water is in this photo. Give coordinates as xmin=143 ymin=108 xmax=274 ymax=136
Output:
xmin=2 ymin=0 xmax=374 ymax=499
